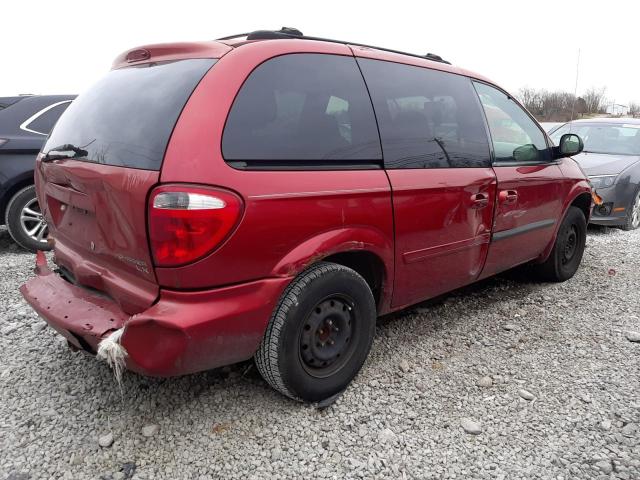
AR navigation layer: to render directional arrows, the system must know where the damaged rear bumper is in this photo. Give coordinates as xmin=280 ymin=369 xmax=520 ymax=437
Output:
xmin=20 ymin=252 xmax=291 ymax=376
xmin=20 ymin=252 xmax=128 ymax=353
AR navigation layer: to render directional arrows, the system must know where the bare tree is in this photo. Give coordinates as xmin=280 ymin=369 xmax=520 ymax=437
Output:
xmin=582 ymin=87 xmax=607 ymax=114
xmin=517 ymin=87 xmax=581 ymax=121
xmin=629 ymin=102 xmax=640 ymax=117
xmin=516 ymin=85 xmax=615 ymax=119
xmin=518 ymin=87 xmax=543 ymax=116
xmin=541 ymin=91 xmax=576 ymax=119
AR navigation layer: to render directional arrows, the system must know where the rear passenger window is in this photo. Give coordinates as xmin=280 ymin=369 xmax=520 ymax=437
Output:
xmin=357 ymin=58 xmax=491 ymax=169
xmin=26 ymin=102 xmax=71 ymax=134
xmin=222 ymin=54 xmax=382 ymax=168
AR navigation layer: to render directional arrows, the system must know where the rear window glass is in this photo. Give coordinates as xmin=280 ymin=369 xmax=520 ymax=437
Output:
xmin=357 ymin=58 xmax=491 ymax=169
xmin=222 ymin=54 xmax=382 ymax=168
xmin=43 ymin=59 xmax=215 ymax=171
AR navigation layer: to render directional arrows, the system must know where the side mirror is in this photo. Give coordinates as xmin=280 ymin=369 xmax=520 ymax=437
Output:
xmin=557 ymin=133 xmax=583 ymax=157
xmin=513 ymin=143 xmax=540 ymax=162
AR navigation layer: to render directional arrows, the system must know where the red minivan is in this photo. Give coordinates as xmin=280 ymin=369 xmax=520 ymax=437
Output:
xmin=21 ymin=29 xmax=592 ymax=402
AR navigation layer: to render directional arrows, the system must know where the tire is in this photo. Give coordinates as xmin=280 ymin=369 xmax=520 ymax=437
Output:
xmin=4 ymin=185 xmax=51 ymax=252
xmin=532 ymin=206 xmax=586 ymax=282
xmin=255 ymin=262 xmax=376 ymax=402
xmin=621 ymin=187 xmax=640 ymax=231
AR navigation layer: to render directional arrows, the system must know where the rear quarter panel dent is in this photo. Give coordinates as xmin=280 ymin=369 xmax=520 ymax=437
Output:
xmin=271 ymin=227 xmax=392 ymax=278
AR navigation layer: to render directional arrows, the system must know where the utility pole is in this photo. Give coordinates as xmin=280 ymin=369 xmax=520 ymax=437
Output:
xmin=570 ymin=49 xmax=580 ymax=122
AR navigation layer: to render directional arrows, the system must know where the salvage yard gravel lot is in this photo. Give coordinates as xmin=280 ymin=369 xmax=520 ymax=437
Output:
xmin=0 ymin=225 xmax=638 ymax=480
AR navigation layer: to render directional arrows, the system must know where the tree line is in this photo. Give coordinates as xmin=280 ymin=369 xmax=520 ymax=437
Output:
xmin=517 ymin=86 xmax=640 ymax=121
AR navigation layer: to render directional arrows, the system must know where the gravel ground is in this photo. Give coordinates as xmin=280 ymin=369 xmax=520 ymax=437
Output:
xmin=0 ymin=225 xmax=638 ymax=480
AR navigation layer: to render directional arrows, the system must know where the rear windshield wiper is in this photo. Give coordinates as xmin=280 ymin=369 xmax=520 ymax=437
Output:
xmin=42 ymin=144 xmax=89 ymax=162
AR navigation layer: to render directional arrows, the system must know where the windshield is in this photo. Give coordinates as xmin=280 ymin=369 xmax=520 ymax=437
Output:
xmin=550 ymin=123 xmax=640 ymax=155
xmin=43 ymin=59 xmax=216 ymax=170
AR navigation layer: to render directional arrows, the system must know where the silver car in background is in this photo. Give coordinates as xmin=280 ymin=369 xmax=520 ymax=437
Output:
xmin=550 ymin=118 xmax=640 ymax=230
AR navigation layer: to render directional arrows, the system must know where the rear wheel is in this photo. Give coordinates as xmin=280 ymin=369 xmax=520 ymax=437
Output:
xmin=5 ymin=185 xmax=51 ymax=252
xmin=532 ymin=206 xmax=586 ymax=282
xmin=621 ymin=188 xmax=640 ymax=231
xmin=255 ymin=262 xmax=376 ymax=402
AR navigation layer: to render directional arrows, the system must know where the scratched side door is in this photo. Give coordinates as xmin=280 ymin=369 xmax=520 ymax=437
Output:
xmin=357 ymin=57 xmax=496 ymax=309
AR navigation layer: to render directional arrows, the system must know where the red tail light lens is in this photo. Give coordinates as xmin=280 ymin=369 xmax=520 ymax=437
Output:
xmin=148 ymin=185 xmax=243 ymax=267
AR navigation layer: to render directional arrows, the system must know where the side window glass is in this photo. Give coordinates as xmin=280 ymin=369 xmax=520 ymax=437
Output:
xmin=357 ymin=58 xmax=491 ymax=169
xmin=26 ymin=102 xmax=71 ymax=134
xmin=326 ymin=96 xmax=351 ymax=143
xmin=473 ymin=82 xmax=550 ymax=164
xmin=222 ymin=54 xmax=382 ymax=166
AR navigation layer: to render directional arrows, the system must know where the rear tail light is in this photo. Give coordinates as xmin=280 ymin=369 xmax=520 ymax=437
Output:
xmin=148 ymin=185 xmax=243 ymax=267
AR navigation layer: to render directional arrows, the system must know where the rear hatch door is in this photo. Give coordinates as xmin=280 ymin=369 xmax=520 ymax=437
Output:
xmin=38 ymin=58 xmax=216 ymax=314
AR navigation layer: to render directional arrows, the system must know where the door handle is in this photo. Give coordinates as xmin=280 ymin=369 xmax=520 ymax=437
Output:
xmin=470 ymin=192 xmax=489 ymax=209
xmin=499 ymin=190 xmax=518 ymax=205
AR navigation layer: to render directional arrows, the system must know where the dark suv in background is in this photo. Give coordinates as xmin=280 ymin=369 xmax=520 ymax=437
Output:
xmin=1 ymin=95 xmax=75 ymax=250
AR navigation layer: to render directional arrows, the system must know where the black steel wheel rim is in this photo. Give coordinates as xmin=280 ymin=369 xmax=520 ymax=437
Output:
xmin=562 ymin=225 xmax=578 ymax=264
xmin=299 ymin=295 xmax=357 ymax=378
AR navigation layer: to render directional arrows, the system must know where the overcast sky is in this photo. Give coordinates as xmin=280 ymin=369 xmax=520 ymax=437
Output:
xmin=3 ymin=0 xmax=639 ymax=105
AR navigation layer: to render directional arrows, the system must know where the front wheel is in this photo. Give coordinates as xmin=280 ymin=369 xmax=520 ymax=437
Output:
xmin=621 ymin=188 xmax=640 ymax=231
xmin=532 ymin=206 xmax=586 ymax=282
xmin=5 ymin=185 xmax=51 ymax=252
xmin=255 ymin=262 xmax=376 ymax=402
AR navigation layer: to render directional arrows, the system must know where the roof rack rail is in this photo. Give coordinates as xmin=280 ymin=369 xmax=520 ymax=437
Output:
xmin=247 ymin=27 xmax=303 ymax=40
xmin=425 ymin=53 xmax=446 ymax=63
xmin=217 ymin=27 xmax=303 ymax=41
xmin=216 ymin=28 xmax=451 ymax=65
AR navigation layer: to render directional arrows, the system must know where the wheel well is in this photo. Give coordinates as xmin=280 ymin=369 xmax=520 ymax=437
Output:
xmin=0 ymin=176 xmax=34 ymax=225
xmin=323 ymin=251 xmax=385 ymax=308
xmin=570 ymin=192 xmax=592 ymax=222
